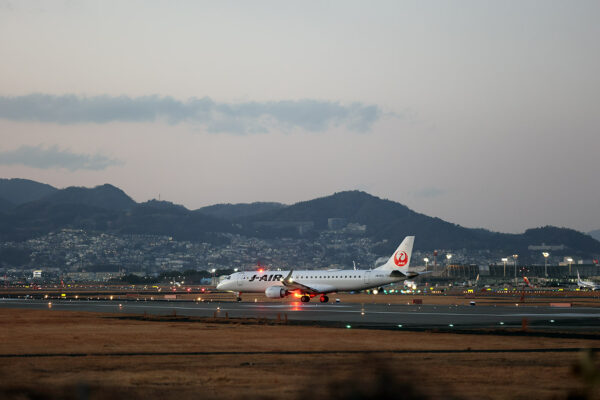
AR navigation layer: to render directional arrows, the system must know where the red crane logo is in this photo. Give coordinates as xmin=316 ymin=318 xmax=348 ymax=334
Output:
xmin=394 ymin=251 xmax=408 ymax=267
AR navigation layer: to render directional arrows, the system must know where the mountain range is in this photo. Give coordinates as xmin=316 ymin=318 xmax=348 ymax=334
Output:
xmin=0 ymin=178 xmax=599 ymax=257
xmin=589 ymin=229 xmax=600 ymax=242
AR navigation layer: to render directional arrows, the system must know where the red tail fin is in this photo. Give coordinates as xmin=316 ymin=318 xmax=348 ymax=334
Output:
xmin=523 ymin=276 xmax=534 ymax=288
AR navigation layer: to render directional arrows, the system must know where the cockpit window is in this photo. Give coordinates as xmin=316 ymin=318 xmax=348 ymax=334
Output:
xmin=223 ymin=275 xmax=231 ymax=280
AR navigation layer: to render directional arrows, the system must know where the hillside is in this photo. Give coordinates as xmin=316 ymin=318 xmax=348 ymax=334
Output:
xmin=589 ymin=229 xmax=600 ymax=242
xmin=38 ymin=184 xmax=136 ymax=211
xmin=0 ymin=184 xmax=236 ymax=243
xmin=113 ymin=201 xmax=236 ymax=243
xmin=0 ymin=197 xmax=15 ymax=214
xmin=1 ymin=201 xmax=120 ymax=241
xmin=239 ymin=190 xmax=493 ymax=249
xmin=0 ymin=178 xmax=57 ymax=205
xmin=241 ymin=191 xmax=600 ymax=254
xmin=198 ymin=202 xmax=286 ymax=220
xmin=0 ymin=181 xmax=598 ymax=256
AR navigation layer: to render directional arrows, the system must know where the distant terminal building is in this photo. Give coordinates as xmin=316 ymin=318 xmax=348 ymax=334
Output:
xmin=66 ymin=271 xmax=124 ymax=282
xmin=527 ymin=243 xmax=566 ymax=251
xmin=489 ymin=263 xmax=599 ymax=278
xmin=446 ymin=264 xmax=479 ymax=279
xmin=328 ymin=218 xmax=347 ymax=230
xmin=32 ymin=270 xmax=42 ymax=279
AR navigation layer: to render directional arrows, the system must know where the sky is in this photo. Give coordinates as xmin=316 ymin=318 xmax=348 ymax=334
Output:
xmin=0 ymin=0 xmax=599 ymax=234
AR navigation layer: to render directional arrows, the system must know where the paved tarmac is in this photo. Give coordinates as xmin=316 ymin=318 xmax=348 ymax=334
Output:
xmin=2 ymin=298 xmax=600 ymax=330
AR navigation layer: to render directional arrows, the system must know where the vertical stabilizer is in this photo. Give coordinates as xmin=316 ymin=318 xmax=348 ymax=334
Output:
xmin=375 ymin=236 xmax=414 ymax=273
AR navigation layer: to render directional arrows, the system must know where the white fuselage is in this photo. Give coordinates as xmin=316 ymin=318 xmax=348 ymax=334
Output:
xmin=217 ymin=269 xmax=405 ymax=294
xmin=578 ymin=278 xmax=600 ymax=290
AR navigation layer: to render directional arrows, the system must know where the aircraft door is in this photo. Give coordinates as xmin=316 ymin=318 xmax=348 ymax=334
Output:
xmin=237 ymin=273 xmax=244 ymax=287
xmin=363 ymin=271 xmax=371 ymax=285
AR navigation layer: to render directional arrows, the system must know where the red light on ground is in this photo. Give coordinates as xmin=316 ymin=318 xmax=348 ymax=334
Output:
xmin=186 ymin=288 xmax=191 ymax=292
xmin=201 ymin=288 xmax=205 ymax=292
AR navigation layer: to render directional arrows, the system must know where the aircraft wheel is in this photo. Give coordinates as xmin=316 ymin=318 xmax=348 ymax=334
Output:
xmin=236 ymin=297 xmax=242 ymax=302
xmin=301 ymin=295 xmax=310 ymax=303
xmin=319 ymin=295 xmax=329 ymax=303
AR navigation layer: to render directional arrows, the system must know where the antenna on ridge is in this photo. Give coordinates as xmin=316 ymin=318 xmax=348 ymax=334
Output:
xmin=353 ymin=261 xmax=357 ymax=270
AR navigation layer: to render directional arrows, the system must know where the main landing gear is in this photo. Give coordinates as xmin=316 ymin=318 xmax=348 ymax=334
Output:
xmin=299 ymin=295 xmax=328 ymax=303
xmin=235 ymin=292 xmax=242 ymax=302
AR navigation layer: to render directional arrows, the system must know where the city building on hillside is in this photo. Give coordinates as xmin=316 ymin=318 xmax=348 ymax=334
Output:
xmin=528 ymin=243 xmax=566 ymax=251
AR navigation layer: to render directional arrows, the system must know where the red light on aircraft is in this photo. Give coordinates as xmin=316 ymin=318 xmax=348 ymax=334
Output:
xmin=258 ymin=268 xmax=264 ymax=273
xmin=186 ymin=288 xmax=191 ymax=292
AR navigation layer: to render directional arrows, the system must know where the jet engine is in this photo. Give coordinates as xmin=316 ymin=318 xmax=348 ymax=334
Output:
xmin=265 ymin=286 xmax=288 ymax=298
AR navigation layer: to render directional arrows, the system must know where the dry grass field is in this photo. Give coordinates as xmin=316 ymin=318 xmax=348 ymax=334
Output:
xmin=1 ymin=308 xmax=599 ymax=400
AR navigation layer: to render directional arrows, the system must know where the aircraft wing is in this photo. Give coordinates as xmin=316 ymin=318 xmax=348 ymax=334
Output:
xmin=280 ymin=270 xmax=336 ymax=294
xmin=390 ymin=270 xmax=431 ymax=279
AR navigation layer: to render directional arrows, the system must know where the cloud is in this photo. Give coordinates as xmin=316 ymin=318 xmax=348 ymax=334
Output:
xmin=0 ymin=94 xmax=381 ymax=134
xmin=0 ymin=145 xmax=123 ymax=171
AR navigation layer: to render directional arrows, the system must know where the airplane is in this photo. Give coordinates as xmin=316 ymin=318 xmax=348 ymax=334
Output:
xmin=217 ymin=236 xmax=417 ymax=303
xmin=577 ymin=270 xmax=600 ymax=290
xmin=403 ymin=280 xmax=417 ymax=290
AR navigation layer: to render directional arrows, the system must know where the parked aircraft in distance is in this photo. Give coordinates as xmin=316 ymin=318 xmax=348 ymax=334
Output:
xmin=217 ymin=236 xmax=418 ymax=302
xmin=403 ymin=280 xmax=417 ymax=290
xmin=577 ymin=270 xmax=600 ymax=290
xmin=523 ymin=276 xmax=535 ymax=288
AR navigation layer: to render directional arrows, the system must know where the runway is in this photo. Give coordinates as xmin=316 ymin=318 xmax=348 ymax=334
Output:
xmin=2 ymin=298 xmax=600 ymax=331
